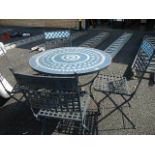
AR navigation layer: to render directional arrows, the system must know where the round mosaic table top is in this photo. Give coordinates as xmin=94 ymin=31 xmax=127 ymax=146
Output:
xmin=29 ymin=47 xmax=112 ymax=76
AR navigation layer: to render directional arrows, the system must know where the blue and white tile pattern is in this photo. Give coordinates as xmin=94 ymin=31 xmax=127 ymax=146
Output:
xmin=29 ymin=47 xmax=111 ymax=76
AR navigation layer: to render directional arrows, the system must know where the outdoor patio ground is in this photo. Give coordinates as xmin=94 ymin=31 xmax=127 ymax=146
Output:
xmin=0 ymin=26 xmax=155 ymax=134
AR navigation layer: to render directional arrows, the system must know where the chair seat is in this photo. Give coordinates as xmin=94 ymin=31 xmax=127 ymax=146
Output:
xmin=93 ymin=74 xmax=130 ymax=95
xmin=38 ymin=110 xmax=82 ymax=121
xmin=37 ymin=94 xmax=91 ymax=121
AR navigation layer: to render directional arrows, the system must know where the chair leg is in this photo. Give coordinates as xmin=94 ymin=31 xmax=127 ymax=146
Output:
xmin=121 ymin=95 xmax=131 ymax=107
xmin=105 ymin=93 xmax=135 ymax=129
xmin=94 ymin=113 xmax=98 ymax=135
xmin=8 ymin=90 xmax=27 ymax=103
xmin=82 ymin=124 xmax=86 ymax=135
xmin=90 ymin=89 xmax=109 ymax=115
xmin=98 ymin=92 xmax=135 ymax=129
xmin=120 ymin=107 xmax=126 ymax=129
xmin=41 ymin=119 xmax=47 ymax=135
xmin=88 ymin=91 xmax=101 ymax=115
xmin=82 ymin=123 xmax=89 ymax=133
xmin=11 ymin=94 xmax=25 ymax=103
xmin=98 ymin=95 xmax=109 ymax=105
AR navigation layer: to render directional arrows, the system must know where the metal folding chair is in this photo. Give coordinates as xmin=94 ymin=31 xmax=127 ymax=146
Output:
xmin=137 ymin=36 xmax=155 ymax=85
xmin=0 ymin=43 xmax=26 ymax=103
xmin=92 ymin=37 xmax=155 ymax=129
xmin=44 ymin=30 xmax=72 ymax=50
xmin=12 ymin=72 xmax=97 ymax=134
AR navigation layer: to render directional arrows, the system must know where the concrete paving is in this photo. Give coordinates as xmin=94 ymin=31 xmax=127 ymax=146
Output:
xmin=0 ymin=26 xmax=155 ymax=135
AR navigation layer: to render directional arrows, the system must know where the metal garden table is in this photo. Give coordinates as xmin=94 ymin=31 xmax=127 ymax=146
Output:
xmin=29 ymin=47 xmax=112 ymax=111
xmin=29 ymin=47 xmax=111 ymax=76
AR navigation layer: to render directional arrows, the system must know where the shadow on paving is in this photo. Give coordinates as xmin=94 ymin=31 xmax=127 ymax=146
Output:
xmin=0 ymin=97 xmax=9 ymax=107
xmin=19 ymin=30 xmax=100 ymax=51
xmin=0 ymin=99 xmax=98 ymax=135
xmin=51 ymin=112 xmax=98 ymax=135
xmin=0 ymin=100 xmax=57 ymax=135
xmin=113 ymin=32 xmax=143 ymax=65
xmin=97 ymin=31 xmax=123 ymax=51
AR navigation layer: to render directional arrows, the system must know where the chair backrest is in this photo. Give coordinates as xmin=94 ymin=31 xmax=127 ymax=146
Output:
xmin=13 ymin=72 xmax=81 ymax=112
xmin=44 ymin=30 xmax=71 ymax=49
xmin=44 ymin=30 xmax=71 ymax=40
xmin=0 ymin=42 xmax=7 ymax=56
xmin=131 ymin=37 xmax=155 ymax=77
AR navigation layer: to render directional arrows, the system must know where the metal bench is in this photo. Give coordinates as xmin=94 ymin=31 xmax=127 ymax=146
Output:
xmin=44 ymin=30 xmax=72 ymax=50
xmin=12 ymin=72 xmax=97 ymax=134
xmin=92 ymin=37 xmax=155 ymax=129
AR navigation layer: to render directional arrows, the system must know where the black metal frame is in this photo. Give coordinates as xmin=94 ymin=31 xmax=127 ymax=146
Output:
xmin=12 ymin=71 xmax=98 ymax=134
xmin=144 ymin=37 xmax=155 ymax=85
xmin=92 ymin=37 xmax=155 ymax=129
xmin=132 ymin=36 xmax=155 ymax=85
